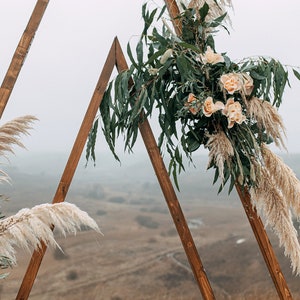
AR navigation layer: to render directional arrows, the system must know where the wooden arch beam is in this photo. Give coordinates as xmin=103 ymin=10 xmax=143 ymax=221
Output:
xmin=17 ymin=37 xmax=215 ymax=300
xmin=0 ymin=0 xmax=49 ymax=118
xmin=16 ymin=37 xmax=118 ymax=300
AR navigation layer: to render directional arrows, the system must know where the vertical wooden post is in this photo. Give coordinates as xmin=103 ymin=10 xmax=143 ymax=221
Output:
xmin=164 ymin=1 xmax=293 ymax=299
xmin=16 ymin=38 xmax=118 ymax=300
xmin=0 ymin=0 xmax=49 ymax=118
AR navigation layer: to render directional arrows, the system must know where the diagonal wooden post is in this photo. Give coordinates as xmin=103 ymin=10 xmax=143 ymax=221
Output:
xmin=16 ymin=38 xmax=118 ymax=300
xmin=164 ymin=0 xmax=293 ymax=298
xmin=236 ymin=185 xmax=293 ymax=300
xmin=17 ymin=36 xmax=214 ymax=300
xmin=114 ymin=38 xmax=215 ymax=299
xmin=0 ymin=0 xmax=49 ymax=118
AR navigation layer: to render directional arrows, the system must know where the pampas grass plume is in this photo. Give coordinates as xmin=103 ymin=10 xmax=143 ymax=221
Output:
xmin=250 ymin=165 xmax=300 ymax=274
xmin=0 ymin=202 xmax=101 ymax=266
xmin=246 ymin=97 xmax=286 ymax=149
xmin=0 ymin=115 xmax=38 ymax=184
xmin=261 ymin=144 xmax=300 ymax=216
xmin=205 ymin=130 xmax=234 ymax=183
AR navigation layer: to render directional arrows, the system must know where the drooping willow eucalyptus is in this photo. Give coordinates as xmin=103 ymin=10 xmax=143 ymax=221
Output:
xmin=86 ymin=3 xmax=294 ymax=192
xmin=85 ymin=2 xmax=300 ymax=274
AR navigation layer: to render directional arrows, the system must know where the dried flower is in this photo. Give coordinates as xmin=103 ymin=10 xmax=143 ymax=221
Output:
xmin=246 ymin=97 xmax=286 ymax=148
xmin=0 ymin=202 xmax=101 ymax=266
xmin=0 ymin=115 xmax=38 ymax=183
xmin=220 ymin=73 xmax=243 ymax=94
xmin=205 ymin=130 xmax=234 ymax=183
xmin=199 ymin=46 xmax=224 ymax=65
xmin=160 ymin=49 xmax=173 ymax=64
xmin=261 ymin=144 xmax=300 ymax=216
xmin=250 ymin=166 xmax=300 ymax=274
xmin=203 ymin=96 xmax=225 ymax=117
xmin=148 ymin=68 xmax=159 ymax=76
xmin=185 ymin=0 xmax=233 ymax=26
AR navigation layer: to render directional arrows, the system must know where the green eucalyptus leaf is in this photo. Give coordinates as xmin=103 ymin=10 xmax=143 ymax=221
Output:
xmin=185 ymin=131 xmax=201 ymax=152
xmin=199 ymin=2 xmax=209 ymax=21
xmin=210 ymin=13 xmax=227 ymax=27
xmin=293 ymin=68 xmax=300 ymax=81
xmin=228 ymin=174 xmax=236 ymax=194
xmin=127 ymin=42 xmax=139 ymax=69
xmin=86 ymin=118 xmax=99 ymax=164
xmin=136 ymin=39 xmax=144 ymax=67
xmin=250 ymin=70 xmax=266 ymax=80
xmin=178 ymin=42 xmax=200 ymax=52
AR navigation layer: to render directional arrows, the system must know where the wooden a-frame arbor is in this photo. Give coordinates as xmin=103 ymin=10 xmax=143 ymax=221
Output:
xmin=0 ymin=1 xmax=295 ymax=299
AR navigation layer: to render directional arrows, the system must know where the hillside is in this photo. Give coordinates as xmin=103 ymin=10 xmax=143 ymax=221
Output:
xmin=0 ymin=152 xmax=300 ymax=299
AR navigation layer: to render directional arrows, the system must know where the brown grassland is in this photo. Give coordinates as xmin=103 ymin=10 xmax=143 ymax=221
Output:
xmin=0 ymin=153 xmax=300 ymax=299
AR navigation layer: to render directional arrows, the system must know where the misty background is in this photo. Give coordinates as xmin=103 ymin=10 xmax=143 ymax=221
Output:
xmin=1 ymin=2 xmax=300 ymax=298
xmin=0 ymin=0 xmax=300 ymax=158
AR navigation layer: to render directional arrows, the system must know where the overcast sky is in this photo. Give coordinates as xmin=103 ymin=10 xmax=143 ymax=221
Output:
xmin=1 ymin=0 xmax=300 ymax=158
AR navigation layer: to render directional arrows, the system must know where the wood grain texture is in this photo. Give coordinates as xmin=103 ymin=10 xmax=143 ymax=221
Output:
xmin=164 ymin=0 xmax=182 ymax=36
xmin=16 ymin=38 xmax=118 ymax=300
xmin=236 ymin=185 xmax=293 ymax=300
xmin=0 ymin=0 xmax=49 ymax=118
xmin=114 ymin=39 xmax=215 ymax=299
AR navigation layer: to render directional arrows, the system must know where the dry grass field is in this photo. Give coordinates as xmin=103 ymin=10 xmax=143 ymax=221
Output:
xmin=0 ymin=152 xmax=300 ymax=299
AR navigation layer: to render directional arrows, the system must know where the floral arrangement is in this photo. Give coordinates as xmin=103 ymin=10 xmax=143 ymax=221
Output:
xmin=0 ymin=116 xmax=100 ymax=278
xmin=86 ymin=1 xmax=300 ymax=273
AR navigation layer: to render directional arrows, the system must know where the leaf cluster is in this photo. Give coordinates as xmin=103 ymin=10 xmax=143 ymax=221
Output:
xmin=86 ymin=3 xmax=298 ymax=193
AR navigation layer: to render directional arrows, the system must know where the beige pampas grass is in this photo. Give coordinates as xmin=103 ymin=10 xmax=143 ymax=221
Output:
xmin=205 ymin=130 xmax=234 ymax=182
xmin=184 ymin=0 xmax=233 ymax=25
xmin=0 ymin=202 xmax=101 ymax=266
xmin=250 ymin=167 xmax=300 ymax=274
xmin=261 ymin=144 xmax=300 ymax=216
xmin=0 ymin=115 xmax=37 ymax=156
xmin=246 ymin=97 xmax=286 ymax=149
xmin=0 ymin=115 xmax=38 ymax=183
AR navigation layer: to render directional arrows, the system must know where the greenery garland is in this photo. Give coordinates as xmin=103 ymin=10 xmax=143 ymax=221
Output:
xmin=86 ymin=2 xmax=299 ymax=192
xmin=85 ymin=1 xmax=300 ymax=273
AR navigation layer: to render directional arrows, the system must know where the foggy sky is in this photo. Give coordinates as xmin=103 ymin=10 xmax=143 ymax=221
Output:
xmin=1 ymin=0 xmax=300 ymax=157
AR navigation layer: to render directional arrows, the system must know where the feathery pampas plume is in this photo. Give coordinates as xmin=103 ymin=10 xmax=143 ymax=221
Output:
xmin=261 ymin=144 xmax=300 ymax=216
xmin=250 ymin=166 xmax=300 ymax=274
xmin=0 ymin=115 xmax=101 ymax=278
xmin=0 ymin=115 xmax=38 ymax=156
xmin=0 ymin=115 xmax=38 ymax=183
xmin=246 ymin=97 xmax=286 ymax=149
xmin=177 ymin=0 xmax=233 ymax=25
xmin=0 ymin=202 xmax=101 ymax=266
xmin=205 ymin=130 xmax=234 ymax=183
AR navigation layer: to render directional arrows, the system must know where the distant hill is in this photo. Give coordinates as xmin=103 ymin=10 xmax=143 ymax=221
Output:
xmin=1 ymin=150 xmax=299 ymax=211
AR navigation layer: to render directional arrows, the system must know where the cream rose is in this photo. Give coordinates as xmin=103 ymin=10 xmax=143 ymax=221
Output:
xmin=222 ymin=98 xmax=246 ymax=128
xmin=203 ymin=97 xmax=225 ymax=117
xmin=220 ymin=73 xmax=243 ymax=94
xmin=199 ymin=46 xmax=224 ymax=65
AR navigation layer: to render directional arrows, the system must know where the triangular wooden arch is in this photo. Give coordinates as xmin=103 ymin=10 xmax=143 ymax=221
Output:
xmin=15 ymin=37 xmax=292 ymax=300
xmin=15 ymin=36 xmax=215 ymax=300
xmin=0 ymin=1 xmax=294 ymax=299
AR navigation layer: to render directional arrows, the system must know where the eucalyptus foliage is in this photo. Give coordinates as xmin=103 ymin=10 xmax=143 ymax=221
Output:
xmin=86 ymin=3 xmax=298 ymax=192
